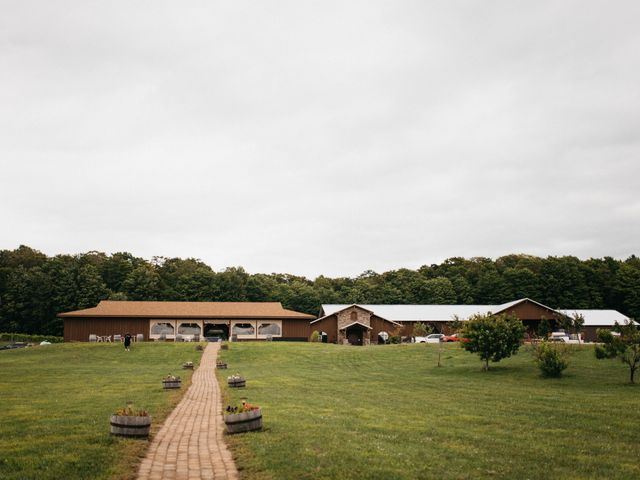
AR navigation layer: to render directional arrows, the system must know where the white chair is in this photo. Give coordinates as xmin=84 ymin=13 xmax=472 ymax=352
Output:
xmin=89 ymin=334 xmax=97 ymax=342
xmin=113 ymin=334 xmax=122 ymax=342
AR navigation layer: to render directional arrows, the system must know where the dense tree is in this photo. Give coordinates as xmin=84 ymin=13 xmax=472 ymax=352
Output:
xmin=122 ymin=265 xmax=162 ymax=301
xmin=614 ymin=262 xmax=640 ymax=320
xmin=99 ymin=252 xmax=144 ymax=293
xmin=0 ymin=266 xmax=55 ymax=334
xmin=503 ymin=267 xmax=540 ymax=300
xmin=450 ymin=275 xmax=474 ymax=304
xmin=278 ymin=280 xmax=321 ymax=315
xmin=415 ymin=277 xmax=457 ymax=304
xmin=474 ymin=269 xmax=509 ymax=304
xmin=173 ymin=267 xmax=217 ymax=301
xmin=0 ymin=246 xmax=638 ymax=336
xmin=211 ymin=267 xmax=249 ymax=301
xmin=156 ymin=257 xmax=213 ymax=300
xmin=540 ymin=256 xmax=591 ymax=308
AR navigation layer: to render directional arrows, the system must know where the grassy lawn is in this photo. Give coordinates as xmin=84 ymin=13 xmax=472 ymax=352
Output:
xmin=0 ymin=342 xmax=202 ymax=480
xmin=219 ymin=342 xmax=640 ymax=480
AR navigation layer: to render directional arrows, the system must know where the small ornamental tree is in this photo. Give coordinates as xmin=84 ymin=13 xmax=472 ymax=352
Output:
xmin=571 ymin=313 xmax=585 ymax=344
xmin=537 ymin=318 xmax=551 ymax=339
xmin=559 ymin=313 xmax=585 ymax=343
xmin=449 ymin=315 xmax=463 ymax=333
xmin=461 ymin=313 xmax=526 ymax=371
xmin=534 ymin=341 xmax=572 ymax=377
xmin=595 ymin=320 xmax=640 ymax=383
xmin=412 ymin=322 xmax=431 ymax=338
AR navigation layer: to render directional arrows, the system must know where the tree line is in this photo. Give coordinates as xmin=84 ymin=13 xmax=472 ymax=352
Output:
xmin=0 ymin=245 xmax=638 ymax=336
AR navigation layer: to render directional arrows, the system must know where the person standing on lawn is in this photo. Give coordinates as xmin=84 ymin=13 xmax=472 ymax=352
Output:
xmin=124 ymin=333 xmax=132 ymax=351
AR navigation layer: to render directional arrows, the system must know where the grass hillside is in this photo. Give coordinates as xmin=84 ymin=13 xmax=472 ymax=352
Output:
xmin=0 ymin=343 xmax=201 ymax=480
xmin=220 ymin=342 xmax=640 ymax=480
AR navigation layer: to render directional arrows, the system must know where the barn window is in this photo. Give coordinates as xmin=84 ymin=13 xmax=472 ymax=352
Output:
xmin=258 ymin=323 xmax=281 ymax=336
xmin=178 ymin=323 xmax=201 ymax=335
xmin=151 ymin=323 xmax=175 ymax=335
xmin=232 ymin=323 xmax=255 ymax=335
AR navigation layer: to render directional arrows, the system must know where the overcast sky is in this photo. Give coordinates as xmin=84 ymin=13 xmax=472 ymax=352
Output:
xmin=1 ymin=1 xmax=639 ymax=278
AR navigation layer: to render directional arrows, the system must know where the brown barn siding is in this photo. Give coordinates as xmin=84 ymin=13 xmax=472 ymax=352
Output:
xmin=310 ymin=316 xmax=338 ymax=343
xmin=64 ymin=317 xmax=150 ymax=342
xmin=500 ymin=301 xmax=563 ymax=322
xmin=282 ymin=319 xmax=311 ymax=339
xmin=370 ymin=316 xmax=400 ymax=341
xmin=582 ymin=326 xmax=605 ymax=342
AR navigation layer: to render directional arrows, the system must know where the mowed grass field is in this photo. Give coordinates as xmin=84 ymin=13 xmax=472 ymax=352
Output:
xmin=0 ymin=342 xmax=202 ymax=480
xmin=219 ymin=342 xmax=640 ymax=480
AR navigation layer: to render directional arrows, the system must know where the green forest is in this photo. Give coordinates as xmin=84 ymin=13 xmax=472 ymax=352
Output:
xmin=0 ymin=245 xmax=638 ymax=336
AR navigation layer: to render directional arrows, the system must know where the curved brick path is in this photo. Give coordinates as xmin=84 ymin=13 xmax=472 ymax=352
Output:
xmin=138 ymin=343 xmax=238 ymax=480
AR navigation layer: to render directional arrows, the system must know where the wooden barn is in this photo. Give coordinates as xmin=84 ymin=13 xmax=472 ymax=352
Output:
xmin=314 ymin=298 xmax=632 ymax=344
xmin=310 ymin=305 xmax=402 ymax=345
xmin=59 ymin=301 xmax=315 ymax=342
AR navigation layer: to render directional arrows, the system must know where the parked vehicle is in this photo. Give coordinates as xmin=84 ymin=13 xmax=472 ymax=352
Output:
xmin=548 ymin=331 xmax=582 ymax=344
xmin=414 ymin=333 xmax=444 ymax=343
xmin=441 ymin=333 xmax=469 ymax=343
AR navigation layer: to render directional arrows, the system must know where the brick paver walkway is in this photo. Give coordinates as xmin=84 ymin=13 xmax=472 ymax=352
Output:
xmin=138 ymin=343 xmax=238 ymax=480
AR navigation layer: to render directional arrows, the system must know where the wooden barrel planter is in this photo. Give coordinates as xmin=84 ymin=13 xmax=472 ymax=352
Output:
xmin=109 ymin=415 xmax=151 ymax=437
xmin=224 ymin=409 xmax=262 ymax=434
xmin=228 ymin=376 xmax=246 ymax=388
xmin=182 ymin=362 xmax=194 ymax=370
xmin=220 ymin=343 xmax=229 ymax=350
xmin=162 ymin=379 xmax=181 ymax=389
xmin=195 ymin=345 xmax=204 ymax=351
xmin=216 ymin=362 xmax=227 ymax=369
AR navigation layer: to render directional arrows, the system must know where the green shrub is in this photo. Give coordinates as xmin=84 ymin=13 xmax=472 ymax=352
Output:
xmin=534 ymin=341 xmax=571 ymax=377
xmin=309 ymin=330 xmax=320 ymax=342
xmin=0 ymin=332 xmax=64 ymax=343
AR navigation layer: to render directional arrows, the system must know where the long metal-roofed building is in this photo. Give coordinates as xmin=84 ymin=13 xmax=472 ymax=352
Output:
xmin=313 ymin=298 xmax=632 ymax=345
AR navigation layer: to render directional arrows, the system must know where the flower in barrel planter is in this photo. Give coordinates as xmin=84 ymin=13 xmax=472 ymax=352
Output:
xmin=182 ymin=361 xmax=194 ymax=370
xmin=162 ymin=374 xmax=181 ymax=389
xmin=195 ymin=344 xmax=204 ymax=351
xmin=110 ymin=404 xmax=151 ymax=437
xmin=227 ymin=373 xmax=246 ymax=388
xmin=224 ymin=399 xmax=262 ymax=434
xmin=216 ymin=360 xmax=228 ymax=369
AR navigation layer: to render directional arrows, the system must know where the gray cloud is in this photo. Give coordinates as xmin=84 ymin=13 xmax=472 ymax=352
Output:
xmin=1 ymin=1 xmax=639 ymax=277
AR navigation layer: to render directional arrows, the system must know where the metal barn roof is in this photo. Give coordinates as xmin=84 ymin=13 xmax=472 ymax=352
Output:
xmin=321 ymin=303 xmax=506 ymax=322
xmin=557 ymin=309 xmax=631 ymax=327
xmin=321 ymin=299 xmax=631 ymax=325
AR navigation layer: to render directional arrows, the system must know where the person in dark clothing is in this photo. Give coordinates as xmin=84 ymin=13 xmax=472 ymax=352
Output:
xmin=124 ymin=333 xmax=132 ymax=351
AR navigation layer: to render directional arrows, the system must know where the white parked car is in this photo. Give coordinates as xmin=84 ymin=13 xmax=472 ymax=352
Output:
xmin=549 ymin=332 xmax=582 ymax=344
xmin=414 ymin=333 xmax=444 ymax=343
